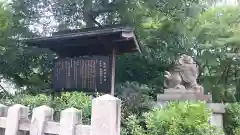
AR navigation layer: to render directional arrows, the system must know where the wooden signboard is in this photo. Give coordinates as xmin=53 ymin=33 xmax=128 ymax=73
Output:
xmin=24 ymin=25 xmax=141 ymax=95
xmin=52 ymin=56 xmax=111 ymax=93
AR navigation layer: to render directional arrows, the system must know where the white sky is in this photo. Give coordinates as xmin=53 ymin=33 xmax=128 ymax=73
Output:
xmin=215 ymin=0 xmax=239 ymax=5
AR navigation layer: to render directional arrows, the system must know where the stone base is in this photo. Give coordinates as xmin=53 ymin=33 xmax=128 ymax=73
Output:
xmin=157 ymin=93 xmax=212 ymax=102
xmin=207 ymin=103 xmax=225 ymax=113
xmin=164 ymin=88 xmax=198 ymax=94
xmin=207 ymin=103 xmax=225 ymax=130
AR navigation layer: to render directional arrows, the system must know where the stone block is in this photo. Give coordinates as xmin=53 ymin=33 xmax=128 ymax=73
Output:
xmin=157 ymin=93 xmax=212 ymax=102
xmin=90 ymin=94 xmax=121 ymax=135
xmin=207 ymin=103 xmax=225 ymax=131
xmin=210 ymin=114 xmax=224 ymax=129
xmin=164 ymin=88 xmax=195 ymax=94
xmin=164 ymin=88 xmax=187 ymax=93
xmin=207 ymin=103 xmax=225 ymax=113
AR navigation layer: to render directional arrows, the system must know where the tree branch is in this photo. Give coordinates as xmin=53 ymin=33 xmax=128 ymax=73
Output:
xmin=0 ymin=84 xmax=11 ymax=99
xmin=87 ymin=3 xmax=119 ymax=27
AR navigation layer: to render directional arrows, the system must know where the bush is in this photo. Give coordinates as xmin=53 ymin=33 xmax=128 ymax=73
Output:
xmin=224 ymin=103 xmax=240 ymax=135
xmin=121 ymin=115 xmax=146 ymax=135
xmin=1 ymin=92 xmax=92 ymax=124
xmin=117 ymin=81 xmax=154 ymax=116
xmin=234 ymin=128 xmax=240 ymax=135
xmin=121 ymin=101 xmax=223 ymax=135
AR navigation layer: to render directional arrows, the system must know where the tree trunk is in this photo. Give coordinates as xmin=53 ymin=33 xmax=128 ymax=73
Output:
xmin=83 ymin=0 xmax=94 ymax=27
xmin=235 ymin=66 xmax=240 ymax=102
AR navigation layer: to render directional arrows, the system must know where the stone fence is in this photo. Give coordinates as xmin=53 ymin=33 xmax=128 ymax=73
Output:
xmin=0 ymin=94 xmax=121 ymax=135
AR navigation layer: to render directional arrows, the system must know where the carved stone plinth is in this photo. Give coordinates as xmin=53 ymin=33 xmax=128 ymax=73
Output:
xmin=157 ymin=88 xmax=212 ymax=102
xmin=164 ymin=88 xmax=200 ymax=94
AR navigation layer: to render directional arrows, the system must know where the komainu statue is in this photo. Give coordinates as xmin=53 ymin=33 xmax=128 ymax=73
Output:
xmin=164 ymin=54 xmax=204 ymax=93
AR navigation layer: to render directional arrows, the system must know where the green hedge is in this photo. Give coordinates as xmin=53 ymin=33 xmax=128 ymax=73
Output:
xmin=224 ymin=103 xmax=240 ymax=135
xmin=1 ymin=92 xmax=92 ymax=124
xmin=121 ymin=101 xmax=224 ymax=135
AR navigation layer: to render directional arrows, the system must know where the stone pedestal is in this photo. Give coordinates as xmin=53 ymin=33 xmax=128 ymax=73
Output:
xmin=157 ymin=88 xmax=212 ymax=102
xmin=207 ymin=103 xmax=225 ymax=129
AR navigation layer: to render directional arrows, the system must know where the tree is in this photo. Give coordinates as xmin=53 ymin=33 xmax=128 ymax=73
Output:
xmin=4 ymin=0 xmax=205 ymax=93
xmin=189 ymin=6 xmax=240 ymax=102
xmin=0 ymin=1 xmax=55 ymax=94
xmin=3 ymin=0 xmax=239 ymax=102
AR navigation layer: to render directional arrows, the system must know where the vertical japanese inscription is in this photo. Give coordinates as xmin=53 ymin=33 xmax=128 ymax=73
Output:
xmin=52 ymin=56 xmax=111 ymax=93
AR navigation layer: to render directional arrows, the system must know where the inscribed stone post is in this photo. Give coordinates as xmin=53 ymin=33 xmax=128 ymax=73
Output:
xmin=60 ymin=108 xmax=82 ymax=135
xmin=90 ymin=94 xmax=121 ymax=135
xmin=30 ymin=105 xmax=54 ymax=135
xmin=5 ymin=104 xmax=28 ymax=135
xmin=0 ymin=104 xmax=7 ymax=135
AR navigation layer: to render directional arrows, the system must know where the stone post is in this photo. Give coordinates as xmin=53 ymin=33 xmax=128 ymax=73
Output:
xmin=90 ymin=94 xmax=121 ymax=135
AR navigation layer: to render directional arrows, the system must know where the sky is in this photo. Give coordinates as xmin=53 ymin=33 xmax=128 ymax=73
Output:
xmin=216 ymin=0 xmax=239 ymax=5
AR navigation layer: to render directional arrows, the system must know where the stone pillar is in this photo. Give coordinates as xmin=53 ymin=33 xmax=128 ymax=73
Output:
xmin=207 ymin=103 xmax=225 ymax=129
xmin=90 ymin=94 xmax=121 ymax=135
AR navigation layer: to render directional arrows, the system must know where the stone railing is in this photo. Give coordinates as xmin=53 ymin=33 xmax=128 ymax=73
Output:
xmin=0 ymin=94 xmax=121 ymax=135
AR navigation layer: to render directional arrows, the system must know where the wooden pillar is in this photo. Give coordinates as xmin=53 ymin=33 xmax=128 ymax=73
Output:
xmin=111 ymin=48 xmax=116 ymax=96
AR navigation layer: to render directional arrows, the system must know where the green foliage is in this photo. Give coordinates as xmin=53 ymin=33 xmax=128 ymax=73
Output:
xmin=234 ymin=128 xmax=240 ymax=135
xmin=2 ymin=0 xmax=240 ymax=102
xmin=224 ymin=103 xmax=240 ymax=135
xmin=117 ymin=82 xmax=154 ymax=116
xmin=4 ymin=0 xmax=240 ymax=103
xmin=0 ymin=1 xmax=55 ymax=92
xmin=121 ymin=115 xmax=146 ymax=135
xmin=0 ymin=6 xmax=9 ymax=31
xmin=1 ymin=92 xmax=92 ymax=124
xmin=2 ymin=0 xmax=240 ymax=134
xmin=191 ymin=6 xmax=240 ymax=101
xmin=121 ymin=102 xmax=223 ymax=135
xmin=145 ymin=102 xmax=223 ymax=135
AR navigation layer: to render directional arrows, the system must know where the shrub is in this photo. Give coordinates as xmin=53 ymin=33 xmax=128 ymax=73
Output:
xmin=224 ymin=103 xmax=240 ymax=135
xmin=117 ymin=81 xmax=154 ymax=116
xmin=121 ymin=115 xmax=146 ymax=135
xmin=234 ymin=128 xmax=240 ymax=135
xmin=1 ymin=92 xmax=92 ymax=124
xmin=122 ymin=101 xmax=223 ymax=135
